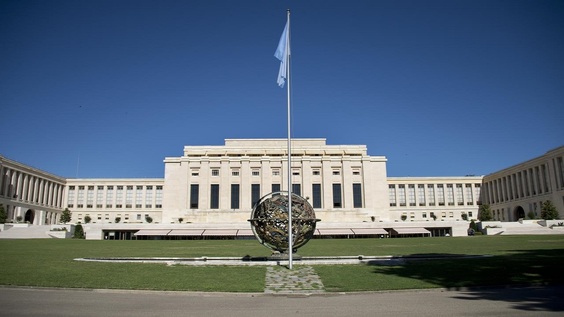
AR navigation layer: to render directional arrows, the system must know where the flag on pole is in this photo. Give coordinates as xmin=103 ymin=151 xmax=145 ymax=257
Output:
xmin=274 ymin=20 xmax=289 ymax=87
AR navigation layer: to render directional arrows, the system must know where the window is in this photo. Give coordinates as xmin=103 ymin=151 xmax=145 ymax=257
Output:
xmin=465 ymin=184 xmax=473 ymax=205
xmin=211 ymin=169 xmax=219 ymax=177
xmin=252 ymin=170 xmax=260 ymax=176
xmin=251 ymin=184 xmax=261 ymax=208
xmin=408 ymin=184 xmax=416 ymax=206
xmin=145 ymin=186 xmax=153 ymax=208
xmin=332 ymin=170 xmax=340 ymax=176
xmin=272 ymin=184 xmax=280 ymax=193
xmin=292 ymin=184 xmax=301 ymax=196
xmin=231 ymin=170 xmax=240 ymax=176
xmin=437 ymin=184 xmax=445 ymax=206
xmin=418 ymin=185 xmax=426 ymax=206
xmin=272 ymin=169 xmax=280 ymax=176
xmin=398 ymin=185 xmax=406 ymax=206
xmin=352 ymin=169 xmax=361 ymax=176
xmin=312 ymin=170 xmax=320 ymax=176
xmin=353 ymin=183 xmax=362 ymax=208
xmin=116 ymin=186 xmax=123 ymax=206
xmin=456 ymin=184 xmax=464 ymax=205
xmin=231 ymin=184 xmax=240 ymax=209
xmin=190 ymin=184 xmax=199 ymax=209
xmin=332 ymin=183 xmax=342 ymax=208
xmin=155 ymin=186 xmax=163 ymax=208
xmin=292 ymin=170 xmax=300 ymax=176
xmin=191 ymin=169 xmax=199 ymax=176
xmin=312 ymin=184 xmax=322 ymax=208
xmin=447 ymin=184 xmax=454 ymax=206
xmin=427 ymin=185 xmax=435 ymax=206
xmin=210 ymin=184 xmax=219 ymax=209
xmin=389 ymin=185 xmax=396 ymax=207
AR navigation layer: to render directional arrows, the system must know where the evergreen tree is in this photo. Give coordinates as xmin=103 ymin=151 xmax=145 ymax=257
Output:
xmin=478 ymin=204 xmax=493 ymax=221
xmin=541 ymin=200 xmax=559 ymax=220
xmin=60 ymin=208 xmax=72 ymax=224
xmin=0 ymin=204 xmax=7 ymax=224
xmin=73 ymin=223 xmax=85 ymax=239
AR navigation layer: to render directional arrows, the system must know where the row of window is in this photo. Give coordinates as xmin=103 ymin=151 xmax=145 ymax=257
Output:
xmin=189 ymin=183 xmax=363 ymax=210
xmin=67 ymin=185 xmax=162 ymax=209
xmin=389 ymin=183 xmax=481 ymax=207
xmin=402 ymin=211 xmax=474 ymax=219
xmin=192 ymin=168 xmax=362 ymax=177
xmin=76 ymin=213 xmax=151 ymax=223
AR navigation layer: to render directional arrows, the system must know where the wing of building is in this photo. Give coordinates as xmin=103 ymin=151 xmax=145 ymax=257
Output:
xmin=1 ymin=139 xmax=562 ymax=239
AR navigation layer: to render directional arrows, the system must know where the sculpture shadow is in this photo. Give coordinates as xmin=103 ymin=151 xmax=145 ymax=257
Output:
xmin=373 ymin=249 xmax=564 ymax=312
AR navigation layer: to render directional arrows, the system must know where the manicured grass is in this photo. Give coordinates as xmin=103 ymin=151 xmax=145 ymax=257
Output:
xmin=1 ymin=235 xmax=563 ymax=292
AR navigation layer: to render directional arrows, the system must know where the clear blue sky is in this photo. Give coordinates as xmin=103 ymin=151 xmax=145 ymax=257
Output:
xmin=1 ymin=0 xmax=563 ymax=178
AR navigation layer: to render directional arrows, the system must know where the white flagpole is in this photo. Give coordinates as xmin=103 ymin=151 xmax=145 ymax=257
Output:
xmin=285 ymin=9 xmax=293 ymax=270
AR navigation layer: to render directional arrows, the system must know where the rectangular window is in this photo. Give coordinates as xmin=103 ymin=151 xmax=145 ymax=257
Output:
xmin=210 ymin=184 xmax=219 ymax=209
xmin=388 ymin=185 xmax=396 ymax=207
xmin=145 ymin=186 xmax=153 ymax=208
xmin=332 ymin=183 xmax=342 ymax=208
xmin=190 ymin=184 xmax=199 ymax=209
xmin=418 ymin=184 xmax=426 ymax=206
xmin=474 ymin=184 xmax=481 ymax=205
xmin=231 ymin=169 xmax=240 ymax=176
xmin=447 ymin=184 xmax=454 ymax=206
xmin=456 ymin=184 xmax=464 ymax=205
xmin=312 ymin=184 xmax=322 ymax=208
xmin=465 ymin=184 xmax=473 ymax=205
xmin=437 ymin=184 xmax=445 ymax=206
xmin=272 ymin=169 xmax=280 ymax=176
xmin=353 ymin=183 xmax=362 ymax=208
xmin=312 ymin=170 xmax=320 ymax=176
xmin=271 ymin=184 xmax=281 ymax=193
xmin=211 ymin=169 xmax=220 ymax=177
xmin=231 ymin=184 xmax=240 ymax=209
xmin=155 ymin=186 xmax=163 ymax=208
xmin=116 ymin=186 xmax=123 ymax=205
xmin=292 ymin=184 xmax=301 ymax=196
xmin=408 ymin=184 xmax=416 ymax=206
xmin=332 ymin=170 xmax=340 ymax=176
xmin=251 ymin=184 xmax=261 ymax=208
xmin=398 ymin=185 xmax=406 ymax=206
xmin=252 ymin=170 xmax=260 ymax=176
xmin=427 ymin=184 xmax=435 ymax=206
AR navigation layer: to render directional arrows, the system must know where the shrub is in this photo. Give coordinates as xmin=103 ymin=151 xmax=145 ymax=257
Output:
xmin=84 ymin=216 xmax=91 ymax=224
xmin=73 ymin=224 xmax=85 ymax=239
xmin=461 ymin=213 xmax=468 ymax=221
xmin=145 ymin=215 xmax=153 ymax=223
xmin=527 ymin=211 xmax=536 ymax=220
xmin=115 ymin=217 xmax=121 ymax=223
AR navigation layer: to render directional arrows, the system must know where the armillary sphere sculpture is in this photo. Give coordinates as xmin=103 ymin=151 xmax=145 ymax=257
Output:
xmin=248 ymin=192 xmax=320 ymax=254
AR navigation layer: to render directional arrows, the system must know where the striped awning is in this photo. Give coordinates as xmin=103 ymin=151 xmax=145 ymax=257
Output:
xmin=392 ymin=227 xmax=431 ymax=235
xmin=134 ymin=229 xmax=171 ymax=236
xmin=316 ymin=228 xmax=354 ymax=235
xmin=168 ymin=229 xmax=205 ymax=236
xmin=236 ymin=229 xmax=255 ymax=236
xmin=351 ymin=228 xmax=389 ymax=235
xmin=202 ymin=229 xmax=239 ymax=236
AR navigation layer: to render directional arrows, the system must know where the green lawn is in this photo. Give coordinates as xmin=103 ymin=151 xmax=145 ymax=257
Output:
xmin=1 ymin=235 xmax=563 ymax=292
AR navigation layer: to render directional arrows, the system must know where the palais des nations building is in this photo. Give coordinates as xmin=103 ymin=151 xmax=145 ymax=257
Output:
xmin=1 ymin=139 xmax=563 ymax=239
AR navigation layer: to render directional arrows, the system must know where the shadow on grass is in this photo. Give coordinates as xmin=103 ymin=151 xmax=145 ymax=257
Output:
xmin=374 ymin=249 xmax=564 ymax=312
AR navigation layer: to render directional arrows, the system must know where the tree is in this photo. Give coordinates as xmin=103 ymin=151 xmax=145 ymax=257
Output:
xmin=73 ymin=223 xmax=85 ymax=239
xmin=461 ymin=213 xmax=468 ymax=221
xmin=145 ymin=215 xmax=153 ymax=223
xmin=0 ymin=204 xmax=7 ymax=224
xmin=478 ymin=204 xmax=493 ymax=221
xmin=541 ymin=200 xmax=559 ymax=220
xmin=60 ymin=208 xmax=72 ymax=224
xmin=84 ymin=215 xmax=91 ymax=224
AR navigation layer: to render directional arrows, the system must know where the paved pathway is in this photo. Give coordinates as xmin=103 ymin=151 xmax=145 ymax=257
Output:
xmin=264 ymin=265 xmax=325 ymax=294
